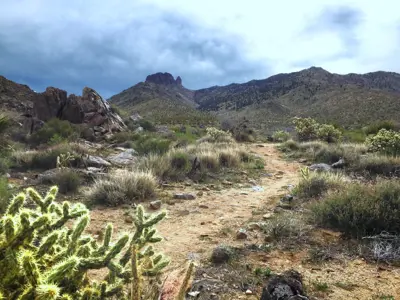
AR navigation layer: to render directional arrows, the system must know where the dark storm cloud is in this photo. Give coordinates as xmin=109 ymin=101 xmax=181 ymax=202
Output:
xmin=0 ymin=3 xmax=269 ymax=98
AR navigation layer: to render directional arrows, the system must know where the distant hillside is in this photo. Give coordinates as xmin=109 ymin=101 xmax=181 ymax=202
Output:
xmin=109 ymin=67 xmax=400 ymax=132
xmin=108 ymin=72 xmax=217 ymax=126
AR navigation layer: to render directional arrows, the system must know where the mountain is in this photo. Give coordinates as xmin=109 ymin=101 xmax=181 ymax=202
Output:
xmin=110 ymin=67 xmax=400 ymax=132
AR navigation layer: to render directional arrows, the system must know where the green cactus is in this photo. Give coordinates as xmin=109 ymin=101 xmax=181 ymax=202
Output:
xmin=0 ymin=186 xmax=169 ymax=299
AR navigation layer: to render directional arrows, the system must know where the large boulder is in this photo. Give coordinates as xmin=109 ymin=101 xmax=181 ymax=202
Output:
xmin=145 ymin=72 xmax=181 ymax=85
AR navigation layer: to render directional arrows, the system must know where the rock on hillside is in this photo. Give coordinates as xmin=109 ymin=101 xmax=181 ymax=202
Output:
xmin=0 ymin=75 xmax=126 ymax=136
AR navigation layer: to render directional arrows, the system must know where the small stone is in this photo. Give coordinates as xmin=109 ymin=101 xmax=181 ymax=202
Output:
xmin=124 ymin=215 xmax=134 ymax=224
xmin=174 ymin=193 xmax=196 ymax=200
xmin=263 ymin=213 xmax=273 ymax=220
xmin=200 ymin=222 xmax=206 ymax=225
xmin=188 ymin=291 xmax=200 ymax=297
xmin=281 ymin=194 xmax=294 ymax=203
xmin=197 ymin=191 xmax=204 ymax=197
xmin=247 ymin=222 xmax=262 ymax=230
xmin=245 ymin=289 xmax=253 ymax=295
xmin=277 ymin=171 xmax=285 ymax=175
xmin=222 ymin=180 xmax=233 ymax=185
xmin=241 ymin=170 xmax=248 ymax=175
xmin=248 ymin=180 xmax=257 ymax=185
xmin=149 ymin=200 xmax=162 ymax=210
xmin=236 ymin=228 xmax=248 ymax=240
xmin=240 ymin=191 xmax=249 ymax=195
xmin=6 ymin=173 xmax=10 ymax=178
xmin=177 ymin=210 xmax=190 ymax=217
xmin=202 ymin=187 xmax=211 ymax=191
xmin=199 ymin=204 xmax=209 ymax=209
xmin=23 ymin=177 xmax=28 ymax=181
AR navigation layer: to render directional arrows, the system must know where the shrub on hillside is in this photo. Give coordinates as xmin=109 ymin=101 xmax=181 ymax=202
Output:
xmin=311 ymin=180 xmax=400 ymax=237
xmin=87 ymin=169 xmax=157 ymax=206
xmin=293 ymin=117 xmax=319 ymax=141
xmin=0 ymin=177 xmax=11 ymax=213
xmin=29 ymin=118 xmax=79 ymax=145
xmin=134 ymin=135 xmax=171 ymax=155
xmin=0 ymin=186 xmax=169 ymax=299
xmin=353 ymin=155 xmax=400 ymax=177
xmin=366 ymin=128 xmax=400 ymax=156
xmin=363 ymin=120 xmax=397 ymax=136
xmin=316 ymin=124 xmax=342 ymax=143
xmin=272 ymin=130 xmax=291 ymax=142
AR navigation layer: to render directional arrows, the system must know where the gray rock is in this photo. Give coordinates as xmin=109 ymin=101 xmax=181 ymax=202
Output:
xmin=134 ymin=126 xmax=144 ymax=133
xmin=260 ymin=270 xmax=309 ymax=300
xmin=107 ymin=149 xmax=136 ymax=165
xmin=130 ymin=113 xmax=142 ymax=122
xmin=173 ymin=193 xmax=196 ymax=200
xmin=331 ymin=158 xmax=346 ymax=169
xmin=149 ymin=200 xmax=162 ymax=210
xmin=309 ymin=163 xmax=332 ymax=172
xmin=85 ymin=155 xmax=111 ymax=167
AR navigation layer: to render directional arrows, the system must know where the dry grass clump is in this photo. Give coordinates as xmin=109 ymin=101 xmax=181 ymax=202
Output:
xmin=86 ymin=169 xmax=157 ymax=206
xmin=294 ymin=171 xmax=347 ymax=199
xmin=39 ymin=168 xmax=82 ymax=194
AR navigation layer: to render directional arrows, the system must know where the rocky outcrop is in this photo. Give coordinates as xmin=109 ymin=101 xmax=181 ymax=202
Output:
xmin=24 ymin=86 xmax=126 ymax=136
xmin=145 ymin=72 xmax=182 ymax=85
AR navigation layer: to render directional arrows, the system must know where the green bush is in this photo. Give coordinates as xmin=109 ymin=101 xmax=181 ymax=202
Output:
xmin=316 ymin=124 xmax=342 ymax=143
xmin=138 ymin=119 xmax=156 ymax=132
xmin=134 ymin=135 xmax=171 ymax=155
xmin=343 ymin=129 xmax=366 ymax=143
xmin=352 ymin=155 xmax=400 ymax=177
xmin=311 ymin=180 xmax=400 ymax=237
xmin=279 ymin=139 xmax=300 ymax=152
xmin=0 ymin=186 xmax=169 ymax=299
xmin=366 ymin=129 xmax=400 ymax=156
xmin=199 ymin=127 xmax=235 ymax=143
xmin=363 ymin=120 xmax=397 ymax=136
xmin=272 ymin=130 xmax=291 ymax=142
xmin=0 ymin=177 xmax=11 ymax=214
xmin=29 ymin=118 xmax=79 ymax=145
xmin=40 ymin=169 xmax=82 ymax=194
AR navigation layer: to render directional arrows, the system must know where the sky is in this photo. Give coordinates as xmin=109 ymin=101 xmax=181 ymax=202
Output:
xmin=1 ymin=0 xmax=400 ymax=98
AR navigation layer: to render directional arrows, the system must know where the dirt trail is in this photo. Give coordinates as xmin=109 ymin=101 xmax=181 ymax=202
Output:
xmin=156 ymin=143 xmax=300 ymax=268
xmin=88 ymin=143 xmax=400 ymax=299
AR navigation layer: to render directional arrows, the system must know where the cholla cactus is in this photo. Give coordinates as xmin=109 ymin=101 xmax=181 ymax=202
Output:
xmin=0 ymin=186 xmax=169 ymax=299
xmin=205 ymin=127 xmax=234 ymax=143
xmin=366 ymin=128 xmax=400 ymax=156
xmin=56 ymin=152 xmax=76 ymax=169
xmin=300 ymin=166 xmax=310 ymax=180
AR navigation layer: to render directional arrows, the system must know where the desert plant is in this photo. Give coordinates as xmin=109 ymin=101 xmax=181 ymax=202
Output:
xmin=0 ymin=186 xmax=169 ymax=299
xmin=363 ymin=120 xmax=397 ymax=136
xmin=87 ymin=169 xmax=157 ymax=206
xmin=292 ymin=117 xmax=319 ymax=141
xmin=366 ymin=128 xmax=400 ymax=156
xmin=200 ymin=127 xmax=234 ymax=143
xmin=40 ymin=169 xmax=82 ymax=194
xmin=29 ymin=118 xmax=79 ymax=145
xmin=311 ymin=180 xmax=400 ymax=237
xmin=134 ymin=135 xmax=171 ymax=155
xmin=0 ymin=177 xmax=11 ymax=214
xmin=272 ymin=130 xmax=291 ymax=142
xmin=316 ymin=124 xmax=342 ymax=143
xmin=294 ymin=172 xmax=345 ymax=199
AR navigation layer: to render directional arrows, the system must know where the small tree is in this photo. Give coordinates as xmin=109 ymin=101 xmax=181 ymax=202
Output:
xmin=0 ymin=186 xmax=169 ymax=299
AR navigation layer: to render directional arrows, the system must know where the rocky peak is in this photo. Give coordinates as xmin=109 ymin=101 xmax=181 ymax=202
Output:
xmin=145 ymin=72 xmax=182 ymax=85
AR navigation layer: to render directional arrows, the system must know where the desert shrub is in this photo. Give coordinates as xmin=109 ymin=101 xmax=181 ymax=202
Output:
xmin=169 ymin=151 xmax=190 ymax=171
xmin=363 ymin=120 xmax=397 ymax=136
xmin=263 ymin=212 xmax=312 ymax=243
xmin=0 ymin=157 xmax=10 ymax=175
xmin=279 ymin=139 xmax=300 ymax=152
xmin=293 ymin=117 xmax=319 ymax=141
xmin=135 ymin=153 xmax=170 ymax=178
xmin=40 ymin=169 xmax=82 ymax=194
xmin=366 ymin=129 xmax=400 ymax=156
xmin=199 ymin=127 xmax=234 ymax=143
xmin=87 ymin=169 xmax=157 ymax=206
xmin=294 ymin=171 xmax=345 ymax=199
xmin=198 ymin=151 xmax=220 ymax=171
xmin=272 ymin=130 xmax=291 ymax=142
xmin=112 ymin=131 xmax=139 ymax=144
xmin=316 ymin=124 xmax=342 ymax=143
xmin=29 ymin=118 xmax=79 ymax=145
xmin=352 ymin=155 xmax=400 ymax=177
xmin=0 ymin=186 xmax=169 ymax=299
xmin=134 ymin=135 xmax=171 ymax=155
xmin=138 ymin=119 xmax=156 ymax=132
xmin=311 ymin=180 xmax=400 ymax=237
xmin=219 ymin=149 xmax=240 ymax=168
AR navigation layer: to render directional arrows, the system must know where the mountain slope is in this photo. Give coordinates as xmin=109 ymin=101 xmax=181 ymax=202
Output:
xmin=108 ymin=72 xmax=216 ymax=125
